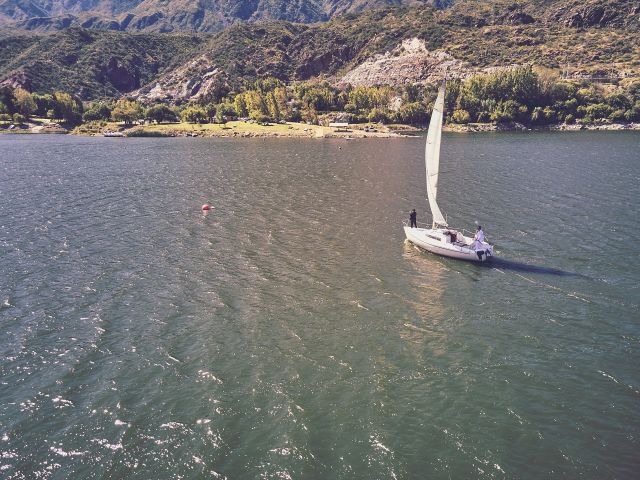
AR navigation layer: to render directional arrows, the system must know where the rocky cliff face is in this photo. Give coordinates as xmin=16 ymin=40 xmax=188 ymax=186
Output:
xmin=544 ymin=0 xmax=640 ymax=30
xmin=339 ymin=38 xmax=471 ymax=87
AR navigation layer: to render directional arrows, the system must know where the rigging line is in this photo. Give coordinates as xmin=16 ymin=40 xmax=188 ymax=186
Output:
xmin=511 ymin=271 xmax=592 ymax=303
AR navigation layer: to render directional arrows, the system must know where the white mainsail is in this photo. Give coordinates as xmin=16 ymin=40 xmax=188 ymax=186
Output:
xmin=425 ymin=82 xmax=447 ymax=227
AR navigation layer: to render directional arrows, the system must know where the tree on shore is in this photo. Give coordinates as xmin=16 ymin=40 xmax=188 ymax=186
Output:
xmin=111 ymin=99 xmax=143 ymax=124
xmin=32 ymin=93 xmax=55 ymax=118
xmin=83 ymin=102 xmax=112 ymax=122
xmin=145 ymin=104 xmax=178 ymax=123
xmin=54 ymin=92 xmax=83 ymax=124
xmin=180 ymin=104 xmax=208 ymax=123
xmin=14 ymin=88 xmax=37 ymax=117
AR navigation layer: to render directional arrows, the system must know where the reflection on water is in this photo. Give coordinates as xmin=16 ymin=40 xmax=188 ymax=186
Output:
xmin=402 ymin=240 xmax=448 ymax=324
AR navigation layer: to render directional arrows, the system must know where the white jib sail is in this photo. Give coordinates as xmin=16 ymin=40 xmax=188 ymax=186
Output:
xmin=425 ymin=82 xmax=448 ymax=227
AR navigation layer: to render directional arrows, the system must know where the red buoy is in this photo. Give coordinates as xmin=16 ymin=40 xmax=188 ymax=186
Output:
xmin=201 ymin=204 xmax=211 ymax=211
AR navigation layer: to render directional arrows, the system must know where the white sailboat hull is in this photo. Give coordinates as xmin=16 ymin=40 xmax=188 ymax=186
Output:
xmin=404 ymin=225 xmax=493 ymax=262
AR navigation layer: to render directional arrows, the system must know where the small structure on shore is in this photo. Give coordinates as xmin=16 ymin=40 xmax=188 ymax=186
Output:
xmin=329 ymin=122 xmax=350 ymax=132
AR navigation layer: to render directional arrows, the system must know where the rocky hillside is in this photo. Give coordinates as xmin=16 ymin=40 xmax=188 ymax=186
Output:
xmin=0 ymin=28 xmax=208 ymax=97
xmin=0 ymin=0 xmax=449 ymax=32
xmin=133 ymin=0 xmax=640 ymax=102
xmin=0 ymin=0 xmax=637 ymax=101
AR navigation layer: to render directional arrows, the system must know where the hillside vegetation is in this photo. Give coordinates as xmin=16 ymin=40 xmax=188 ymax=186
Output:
xmin=0 ymin=0 xmax=451 ymax=32
xmin=0 ymin=0 xmax=637 ymax=103
xmin=0 ymin=29 xmax=209 ymax=98
xmin=3 ymin=67 xmax=639 ymax=134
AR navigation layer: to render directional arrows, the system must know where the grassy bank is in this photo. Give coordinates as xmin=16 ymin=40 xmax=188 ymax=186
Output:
xmin=69 ymin=120 xmax=407 ymax=138
xmin=5 ymin=119 xmax=639 ymax=137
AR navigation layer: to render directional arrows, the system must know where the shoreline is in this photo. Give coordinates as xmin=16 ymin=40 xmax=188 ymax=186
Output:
xmin=444 ymin=122 xmax=640 ymax=133
xmin=2 ymin=120 xmax=639 ymax=138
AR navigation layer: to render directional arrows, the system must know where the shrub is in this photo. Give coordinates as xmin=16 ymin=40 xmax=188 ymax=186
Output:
xmin=368 ymin=108 xmax=390 ymax=124
xmin=624 ymin=102 xmax=640 ymax=122
xmin=585 ymin=103 xmax=612 ymax=120
xmin=609 ymin=109 xmax=626 ymax=122
xmin=451 ymin=109 xmax=471 ymax=124
xmin=476 ymin=111 xmax=490 ymax=122
xmin=490 ymin=100 xmax=521 ymax=123
xmin=605 ymin=92 xmax=631 ymax=110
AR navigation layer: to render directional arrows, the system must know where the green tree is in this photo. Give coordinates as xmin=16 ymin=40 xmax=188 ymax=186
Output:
xmin=234 ymin=94 xmax=248 ymax=118
xmin=83 ymin=102 xmax=113 ymax=122
xmin=53 ymin=91 xmax=83 ymax=124
xmin=216 ymin=101 xmax=237 ymax=118
xmin=348 ymin=86 xmax=392 ymax=113
xmin=266 ymin=91 xmax=281 ymax=121
xmin=396 ymin=102 xmax=429 ymax=125
xmin=180 ymin=105 xmax=208 ymax=123
xmin=145 ymin=104 xmax=178 ymax=123
xmin=251 ymin=77 xmax=284 ymax=94
xmin=32 ymin=93 xmax=55 ymax=117
xmin=368 ymin=108 xmax=390 ymax=124
xmin=215 ymin=108 xmax=226 ymax=125
xmin=111 ymin=99 xmax=143 ymax=124
xmin=490 ymin=100 xmax=521 ymax=123
xmin=245 ymin=91 xmax=269 ymax=121
xmin=403 ymin=84 xmax=422 ymax=103
xmin=0 ymin=86 xmax=16 ymax=114
xmin=14 ymin=88 xmax=36 ymax=117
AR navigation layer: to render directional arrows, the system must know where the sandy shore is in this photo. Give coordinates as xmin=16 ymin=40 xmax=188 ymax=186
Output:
xmin=3 ymin=120 xmax=639 ymax=137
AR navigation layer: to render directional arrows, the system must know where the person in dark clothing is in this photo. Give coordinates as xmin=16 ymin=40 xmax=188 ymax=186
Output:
xmin=409 ymin=209 xmax=417 ymax=228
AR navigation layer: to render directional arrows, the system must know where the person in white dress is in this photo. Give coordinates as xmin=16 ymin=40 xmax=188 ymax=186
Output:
xmin=472 ymin=225 xmax=485 ymax=250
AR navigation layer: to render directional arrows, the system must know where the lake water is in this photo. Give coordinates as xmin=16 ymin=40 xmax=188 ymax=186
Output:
xmin=0 ymin=132 xmax=638 ymax=479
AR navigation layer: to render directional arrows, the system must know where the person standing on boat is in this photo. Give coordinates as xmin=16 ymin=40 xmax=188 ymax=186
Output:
xmin=473 ymin=225 xmax=485 ymax=249
xmin=409 ymin=209 xmax=417 ymax=228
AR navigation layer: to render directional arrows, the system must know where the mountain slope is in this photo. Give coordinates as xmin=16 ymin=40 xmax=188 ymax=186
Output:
xmin=134 ymin=0 xmax=640 ymax=101
xmin=0 ymin=28 xmax=208 ymax=97
xmin=0 ymin=0 xmax=447 ymax=32
xmin=0 ymin=0 xmax=637 ymax=100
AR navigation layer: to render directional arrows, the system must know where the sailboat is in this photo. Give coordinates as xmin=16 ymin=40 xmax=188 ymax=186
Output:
xmin=403 ymin=81 xmax=494 ymax=262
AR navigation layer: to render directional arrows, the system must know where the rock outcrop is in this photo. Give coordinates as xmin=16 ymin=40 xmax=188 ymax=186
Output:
xmin=545 ymin=0 xmax=640 ymax=30
xmin=339 ymin=38 xmax=472 ymax=87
